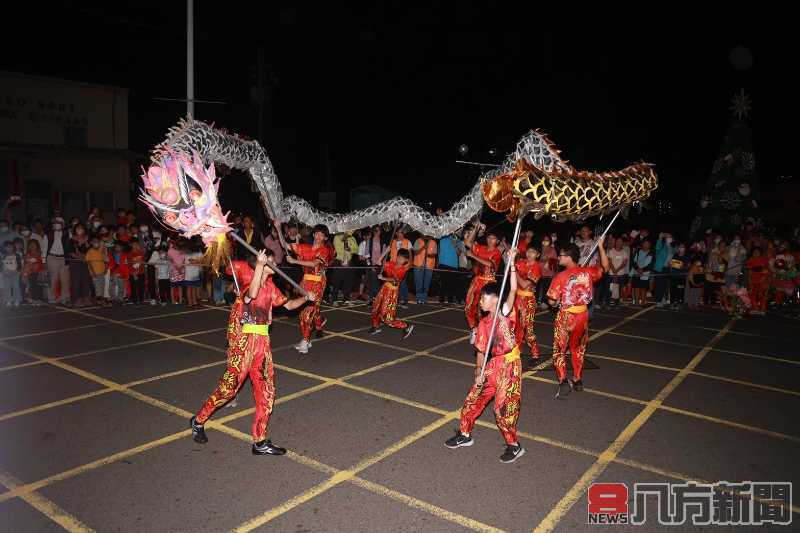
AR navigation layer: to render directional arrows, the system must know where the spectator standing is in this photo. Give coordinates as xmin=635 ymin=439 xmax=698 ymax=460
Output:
xmin=725 ymin=235 xmax=748 ymax=286
xmin=330 ymin=231 xmax=359 ymax=304
xmin=668 ymin=243 xmax=691 ymax=308
xmin=108 ymin=242 xmax=130 ymax=304
xmin=235 ymin=216 xmax=263 ymax=259
xmin=412 ymin=234 xmax=437 ymax=304
xmin=46 ymin=220 xmax=71 ymax=304
xmin=128 ymin=240 xmax=147 ymax=305
xmin=632 ymin=240 xmax=654 ymax=305
xmin=184 ymin=242 xmax=204 ymax=307
xmin=167 ymin=240 xmax=186 ymax=304
xmin=653 ymin=233 xmax=674 ymax=307
xmin=746 ymin=247 xmax=769 ymax=314
xmin=684 ymin=260 xmax=705 ymax=309
xmin=85 ymin=238 xmax=108 ymax=305
xmin=437 ymin=232 xmax=461 ymax=305
xmin=608 ymin=237 xmax=630 ymax=305
xmin=148 ymin=246 xmax=171 ymax=305
xmin=1 ymin=240 xmax=22 ymax=306
xmin=705 ymin=239 xmax=727 ymax=306
xmin=23 ymin=239 xmax=45 ymax=304
xmin=67 ymin=224 xmax=92 ymax=306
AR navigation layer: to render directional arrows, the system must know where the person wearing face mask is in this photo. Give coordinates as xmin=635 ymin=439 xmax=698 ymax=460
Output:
xmin=148 ymin=245 xmax=172 ymax=304
xmin=725 ymin=235 xmax=747 ymax=286
xmin=46 ymin=220 xmax=71 ymax=304
xmin=537 ymin=235 xmax=558 ymax=309
xmin=0 ymin=221 xmax=21 ymax=244
xmin=668 ymin=243 xmax=691 ymax=308
xmin=67 ymin=224 xmax=92 ymax=306
xmin=86 ymin=237 xmax=108 ymax=305
xmin=653 ymin=233 xmax=675 ymax=307
xmin=30 ymin=220 xmax=48 ymax=254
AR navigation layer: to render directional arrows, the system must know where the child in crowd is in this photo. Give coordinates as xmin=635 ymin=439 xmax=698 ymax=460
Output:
xmin=168 ymin=240 xmax=186 ymax=305
xmin=129 ymin=240 xmax=146 ymax=305
xmin=86 ymin=237 xmax=108 ymax=305
xmin=148 ymin=245 xmax=171 ymax=305
xmin=746 ymin=247 xmax=770 ymax=315
xmin=108 ymin=242 xmax=130 ymax=304
xmin=1 ymin=240 xmax=23 ymax=306
xmin=23 ymin=239 xmax=46 ymax=304
xmin=183 ymin=242 xmax=204 ymax=307
xmin=684 ymin=260 xmax=705 ymax=309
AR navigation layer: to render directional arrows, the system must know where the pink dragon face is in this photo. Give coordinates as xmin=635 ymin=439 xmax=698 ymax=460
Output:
xmin=139 ymin=149 xmax=230 ymax=245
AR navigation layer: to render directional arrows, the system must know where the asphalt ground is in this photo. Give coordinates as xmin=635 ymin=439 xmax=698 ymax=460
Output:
xmin=0 ymin=300 xmax=798 ymax=532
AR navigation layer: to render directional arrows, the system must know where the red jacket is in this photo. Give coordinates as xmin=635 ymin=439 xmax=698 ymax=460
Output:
xmin=109 ymin=251 xmax=130 ymax=278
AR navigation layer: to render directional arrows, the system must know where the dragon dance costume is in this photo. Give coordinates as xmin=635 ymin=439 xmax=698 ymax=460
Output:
xmin=458 ymin=304 xmax=522 ymax=445
xmin=547 ymin=265 xmax=604 ymax=383
xmin=294 ymin=243 xmax=334 ymax=341
xmin=194 ymin=275 xmax=287 ymax=443
xmin=465 ymin=244 xmax=502 ymax=330
xmin=371 ymin=260 xmax=410 ymax=330
xmin=514 ymin=258 xmax=542 ymax=358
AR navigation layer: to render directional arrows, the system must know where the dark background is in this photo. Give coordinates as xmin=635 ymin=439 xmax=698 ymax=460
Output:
xmin=2 ymin=3 xmax=793 ymax=235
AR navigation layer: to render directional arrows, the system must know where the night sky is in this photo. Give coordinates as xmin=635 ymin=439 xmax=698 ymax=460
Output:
xmin=3 ymin=3 xmax=793 ymax=231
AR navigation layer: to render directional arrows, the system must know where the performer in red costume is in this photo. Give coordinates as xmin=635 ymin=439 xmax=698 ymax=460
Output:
xmin=286 ymin=225 xmax=334 ymax=354
xmin=446 ymin=247 xmax=525 ymax=463
xmin=463 ymin=222 xmax=502 ymax=344
xmin=515 ymin=245 xmax=542 ymax=361
xmin=746 ymin=247 xmax=769 ymax=315
xmin=547 ymin=235 xmax=609 ymax=398
xmin=190 ymin=249 xmax=312 ymax=454
xmin=370 ymin=248 xmax=414 ymax=338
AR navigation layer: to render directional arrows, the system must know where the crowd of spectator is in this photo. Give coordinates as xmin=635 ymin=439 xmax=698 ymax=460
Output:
xmin=2 ymin=203 xmax=798 ymax=319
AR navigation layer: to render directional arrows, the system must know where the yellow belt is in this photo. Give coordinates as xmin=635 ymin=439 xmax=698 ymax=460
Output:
xmin=241 ymin=324 xmax=269 ymax=336
xmin=385 ymin=282 xmax=398 ymax=290
xmin=477 ymin=275 xmax=495 ymax=282
xmin=502 ymin=346 xmax=521 ymax=362
xmin=565 ymin=305 xmax=588 ymax=314
xmin=516 ymin=289 xmax=534 ymax=297
xmin=303 ymin=274 xmax=322 ymax=282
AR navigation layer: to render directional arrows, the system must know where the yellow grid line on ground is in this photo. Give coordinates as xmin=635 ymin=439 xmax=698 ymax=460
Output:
xmin=532 ymin=317 xmax=737 ymax=533
xmin=0 ymin=470 xmax=94 ymax=532
xmin=1 ymin=304 xmax=797 ymax=530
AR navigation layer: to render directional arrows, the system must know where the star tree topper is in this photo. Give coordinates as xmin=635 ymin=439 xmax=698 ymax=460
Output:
xmin=730 ymin=89 xmax=752 ymax=120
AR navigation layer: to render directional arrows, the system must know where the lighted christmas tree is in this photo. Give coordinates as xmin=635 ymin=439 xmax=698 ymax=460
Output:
xmin=690 ymin=89 xmax=761 ymax=238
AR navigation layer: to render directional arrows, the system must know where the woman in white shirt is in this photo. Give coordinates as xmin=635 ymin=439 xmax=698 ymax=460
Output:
xmin=184 ymin=247 xmax=205 ymax=307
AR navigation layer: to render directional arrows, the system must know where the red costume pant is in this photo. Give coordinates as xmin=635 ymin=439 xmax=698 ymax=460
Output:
xmin=371 ymin=283 xmax=407 ymax=329
xmin=465 ymin=275 xmax=495 ymax=329
xmin=195 ymin=332 xmax=275 ymax=442
xmin=459 ymin=350 xmax=522 ymax=445
xmin=749 ymin=282 xmax=767 ymax=312
xmin=514 ymin=290 xmax=540 ymax=357
xmin=552 ymin=309 xmax=589 ymax=382
xmin=299 ymin=277 xmax=326 ymax=340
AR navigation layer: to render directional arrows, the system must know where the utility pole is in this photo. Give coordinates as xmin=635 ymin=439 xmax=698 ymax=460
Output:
xmin=187 ymin=0 xmax=195 ymax=117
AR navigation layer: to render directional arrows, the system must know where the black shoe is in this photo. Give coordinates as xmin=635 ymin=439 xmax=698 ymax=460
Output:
xmin=500 ymin=444 xmax=526 ymax=463
xmin=444 ymin=431 xmax=473 ymax=449
xmin=190 ymin=416 xmax=208 ymax=444
xmin=252 ymin=439 xmax=287 ymax=456
xmin=555 ymin=379 xmax=572 ymax=399
xmin=402 ymin=324 xmax=414 ymax=339
xmin=572 ymin=379 xmax=584 ymax=392
xmin=370 ymin=327 xmax=382 ymax=335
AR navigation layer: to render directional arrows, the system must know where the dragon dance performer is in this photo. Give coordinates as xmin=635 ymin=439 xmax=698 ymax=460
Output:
xmin=515 ymin=245 xmax=542 ymax=361
xmin=547 ymin=235 xmax=609 ymax=398
xmin=463 ymin=222 xmax=502 ymax=344
xmin=370 ymin=248 xmax=415 ymax=338
xmin=446 ymin=247 xmax=525 ymax=463
xmin=190 ymin=249 xmax=312 ymax=455
xmin=286 ymin=225 xmax=334 ymax=354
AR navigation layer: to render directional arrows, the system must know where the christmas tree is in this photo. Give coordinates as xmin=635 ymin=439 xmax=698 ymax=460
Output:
xmin=690 ymin=89 xmax=761 ymax=238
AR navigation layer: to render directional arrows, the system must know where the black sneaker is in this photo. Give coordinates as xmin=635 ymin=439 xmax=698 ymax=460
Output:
xmin=572 ymin=379 xmax=584 ymax=392
xmin=252 ymin=439 xmax=287 ymax=456
xmin=555 ymin=379 xmax=572 ymax=399
xmin=500 ymin=444 xmax=526 ymax=463
xmin=444 ymin=431 xmax=473 ymax=449
xmin=369 ymin=327 xmax=382 ymax=335
xmin=402 ymin=324 xmax=414 ymax=339
xmin=190 ymin=416 xmax=208 ymax=444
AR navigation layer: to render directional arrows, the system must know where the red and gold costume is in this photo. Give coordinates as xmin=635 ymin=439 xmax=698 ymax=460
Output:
xmin=464 ymin=244 xmax=501 ymax=329
xmin=371 ymin=260 xmax=410 ymax=329
xmin=514 ymin=259 xmax=542 ymax=357
xmin=195 ymin=277 xmax=287 ymax=442
xmin=294 ymin=243 xmax=334 ymax=341
xmin=459 ymin=305 xmax=522 ymax=444
xmin=547 ymin=265 xmax=603 ymax=382
xmin=746 ymin=256 xmax=770 ymax=312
